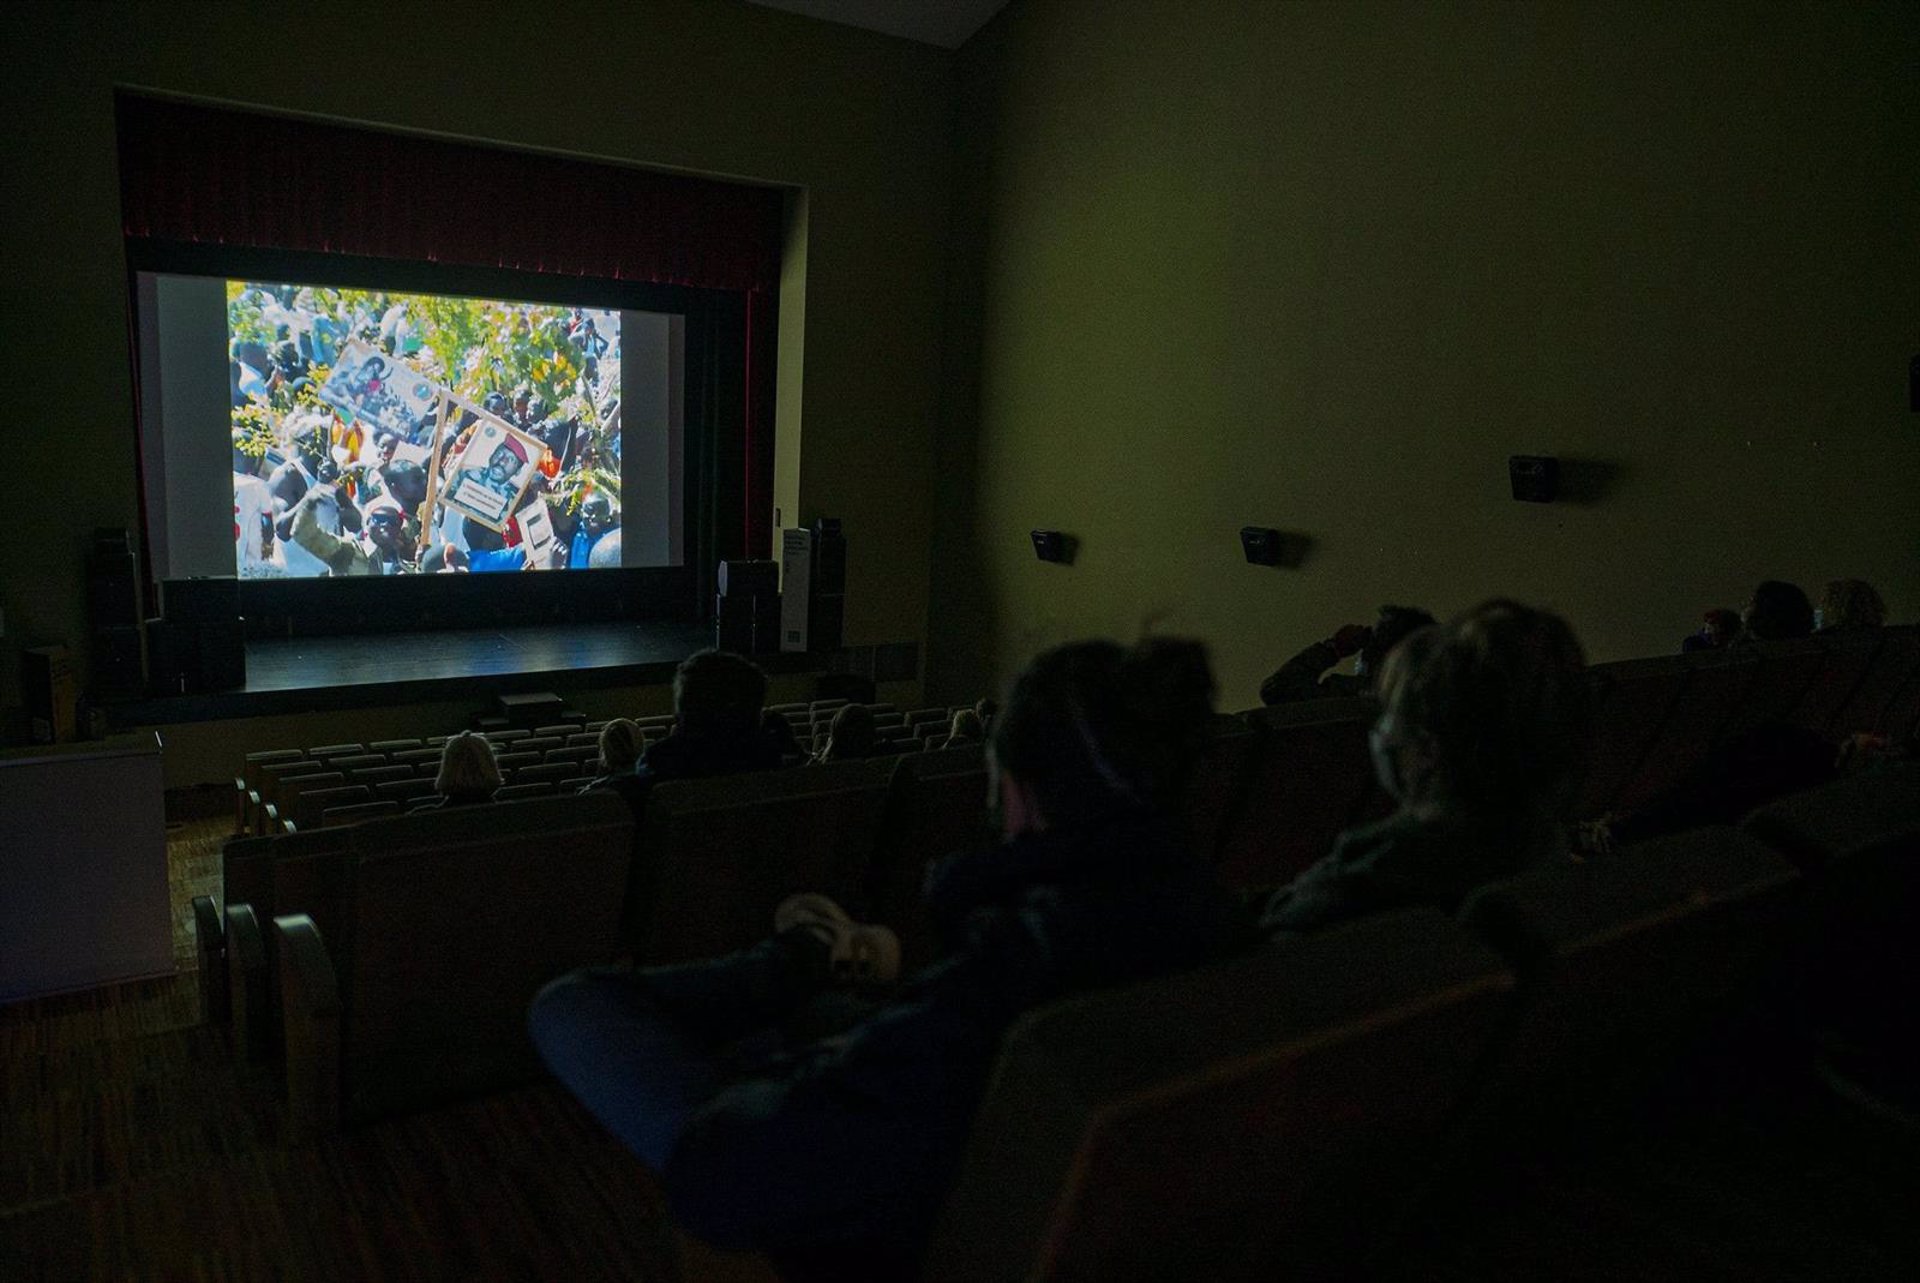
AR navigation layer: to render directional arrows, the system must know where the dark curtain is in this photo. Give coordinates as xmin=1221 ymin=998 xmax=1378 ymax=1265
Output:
xmin=117 ymin=93 xmax=781 ymax=555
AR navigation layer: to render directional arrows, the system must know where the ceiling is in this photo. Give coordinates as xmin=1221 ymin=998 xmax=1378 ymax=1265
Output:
xmin=743 ymin=0 xmax=1015 ymax=49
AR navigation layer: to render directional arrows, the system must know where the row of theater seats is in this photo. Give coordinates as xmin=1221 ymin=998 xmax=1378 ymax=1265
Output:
xmin=233 ymin=701 xmax=982 ymax=835
xmin=202 ymin=744 xmax=989 ymax=1129
xmin=208 ymin=627 xmax=1920 ymax=1105
xmin=204 ymin=747 xmax=1919 ymax=1279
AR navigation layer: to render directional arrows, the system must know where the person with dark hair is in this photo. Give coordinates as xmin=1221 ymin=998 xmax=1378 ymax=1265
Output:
xmin=1681 ymin=608 xmax=1743 ymax=653
xmin=529 ymin=637 xmax=1246 ymax=1278
xmin=287 ymin=485 xmax=414 ymax=576
xmin=813 ymin=703 xmax=879 ymax=763
xmin=1263 ymin=599 xmax=1593 ymax=937
xmin=1816 ymin=579 xmax=1888 ymax=633
xmin=632 ymin=650 xmax=785 ymax=787
xmin=565 ymin=493 xmax=618 ymax=571
xmin=762 ymin=710 xmax=806 ymax=766
xmin=1739 ymin=580 xmax=1816 ymax=642
xmin=972 ymin=697 xmax=998 ymax=733
xmin=410 ymin=732 xmax=503 ymax=811
xmin=1259 ymin=605 xmax=1437 ymax=705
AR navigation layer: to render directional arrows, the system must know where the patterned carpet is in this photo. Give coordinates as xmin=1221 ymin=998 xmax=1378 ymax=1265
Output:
xmin=1 ymin=819 xmax=1914 ymax=1281
xmin=0 ymin=817 xmax=774 ymax=1283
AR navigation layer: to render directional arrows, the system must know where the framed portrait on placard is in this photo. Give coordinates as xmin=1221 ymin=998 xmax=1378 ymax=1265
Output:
xmin=316 ymin=339 xmax=437 ymax=442
xmin=441 ymin=405 xmax=543 ymax=533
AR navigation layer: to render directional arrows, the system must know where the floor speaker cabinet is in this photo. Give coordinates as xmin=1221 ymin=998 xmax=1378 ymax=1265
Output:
xmin=87 ymin=529 xmax=142 ymax=633
xmin=147 ymin=618 xmax=247 ymax=695
xmin=91 ymin=626 xmax=146 ymax=701
xmin=714 ymin=593 xmax=785 ymax=656
xmin=21 ymin=645 xmax=77 ymax=744
xmin=780 ymin=525 xmax=847 ymax=654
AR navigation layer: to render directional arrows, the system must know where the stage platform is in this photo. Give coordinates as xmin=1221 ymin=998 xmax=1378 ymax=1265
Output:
xmin=108 ymin=620 xmax=818 ymax=727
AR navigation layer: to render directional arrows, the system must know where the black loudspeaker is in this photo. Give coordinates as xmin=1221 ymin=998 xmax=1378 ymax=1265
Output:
xmin=780 ymin=523 xmax=847 ymax=654
xmin=92 ymin=626 xmax=145 ymax=701
xmin=1031 ymin=530 xmax=1073 ymax=563
xmin=1508 ymin=456 xmax=1560 ymax=503
xmin=147 ymin=617 xmax=248 ymax=694
xmin=718 ymin=559 xmax=780 ymax=598
xmin=1910 ymin=354 xmax=1919 ymax=412
xmin=162 ymin=577 xmax=243 ymax=624
xmin=751 ymin=596 xmax=783 ymax=656
xmin=86 ymin=528 xmax=141 ymax=632
xmin=1239 ymin=527 xmax=1284 ymax=565
xmin=197 ymin=619 xmax=247 ymax=691
xmin=715 ymin=593 xmax=755 ymax=654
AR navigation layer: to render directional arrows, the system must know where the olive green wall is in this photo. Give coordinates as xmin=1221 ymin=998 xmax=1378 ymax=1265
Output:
xmin=931 ymin=0 xmax=1919 ymax=708
xmin=0 ymin=0 xmax=950 ymax=719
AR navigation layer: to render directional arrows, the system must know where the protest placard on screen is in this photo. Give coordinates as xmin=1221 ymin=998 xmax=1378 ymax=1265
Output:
xmin=317 ymin=339 xmax=438 ymax=442
xmin=439 ymin=397 xmax=545 ymax=533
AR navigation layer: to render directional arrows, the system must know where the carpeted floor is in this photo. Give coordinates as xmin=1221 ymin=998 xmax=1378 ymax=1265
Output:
xmin=0 ymin=818 xmax=774 ymax=1283
xmin=2 ymin=819 xmax=1914 ymax=1281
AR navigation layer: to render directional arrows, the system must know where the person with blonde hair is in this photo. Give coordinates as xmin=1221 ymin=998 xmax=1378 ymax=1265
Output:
xmin=578 ymin=719 xmax=644 ymax=796
xmin=1816 ymin=579 xmax=1888 ymax=633
xmin=413 ymin=731 xmax=503 ymax=811
xmin=1263 ymin=599 xmax=1593 ymax=937
xmin=945 ymin=707 xmax=984 ymax=746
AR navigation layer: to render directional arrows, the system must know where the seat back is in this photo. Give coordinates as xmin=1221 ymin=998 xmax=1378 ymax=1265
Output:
xmin=322 ymin=800 xmax=402 ymax=827
xmin=373 ymin=777 xmax=436 ymax=805
xmin=222 ymin=827 xmax=351 ymax=929
xmin=1716 ymin=639 xmax=1827 ymax=743
xmin=872 ymin=748 xmax=990 ymax=971
xmin=1610 ymin=652 xmax=1758 ymax=814
xmin=492 ymin=781 xmax=555 ymax=802
xmin=1575 ymin=656 xmax=1687 ymax=817
xmin=338 ymin=793 xmax=634 ymax=1121
xmin=1830 ymin=625 xmax=1920 ymax=738
xmin=926 ymin=910 xmax=1514 ymax=1283
xmin=1212 ymin=700 xmax=1373 ymax=891
xmin=633 ymin=760 xmax=895 ymax=963
xmin=1459 ymin=827 xmax=1799 ymax=1128
xmin=1743 ymin=764 xmax=1920 ymax=1049
xmin=1181 ymin=719 xmax=1258 ymax=863
xmin=347 ymin=764 xmax=413 ymax=787
xmin=269 ymin=771 xmax=347 ymax=831
xmin=1788 ymin=632 xmax=1881 ymax=737
xmin=294 ymin=785 xmax=371 ymax=830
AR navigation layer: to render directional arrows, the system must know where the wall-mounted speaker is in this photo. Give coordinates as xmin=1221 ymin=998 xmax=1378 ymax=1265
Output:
xmin=1239 ymin=527 xmax=1284 ymax=565
xmin=1508 ymin=455 xmax=1560 ymax=503
xmin=1030 ymin=530 xmax=1074 ymax=564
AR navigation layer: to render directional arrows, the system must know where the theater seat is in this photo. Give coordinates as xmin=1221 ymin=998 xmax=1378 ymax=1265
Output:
xmin=925 ymin=909 xmax=1514 ymax=1283
xmin=1457 ymin=827 xmax=1799 ymax=1142
xmin=871 ymin=748 xmax=989 ymax=971
xmin=631 ymin=759 xmax=895 ymax=964
xmin=1743 ymin=763 xmax=1920 ymax=1098
xmin=1211 ymin=699 xmax=1374 ymax=891
xmin=1575 ymin=656 xmax=1687 ymax=817
xmin=321 ymin=800 xmax=402 ymax=827
xmin=276 ymin=794 xmax=634 ymax=1130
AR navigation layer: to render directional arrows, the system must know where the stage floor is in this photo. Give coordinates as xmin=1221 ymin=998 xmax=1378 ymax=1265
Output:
xmin=109 ymin=620 xmax=815 ymax=727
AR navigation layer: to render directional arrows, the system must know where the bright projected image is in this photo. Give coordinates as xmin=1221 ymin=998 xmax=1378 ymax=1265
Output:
xmin=228 ymin=283 xmax=622 ymax=577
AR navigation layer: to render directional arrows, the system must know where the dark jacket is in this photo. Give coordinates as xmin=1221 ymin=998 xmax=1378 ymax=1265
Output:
xmin=1259 ymin=640 xmax=1363 ymax=706
xmin=663 ymin=807 xmax=1250 ymax=1275
xmin=1261 ymin=808 xmax=1569 ymax=938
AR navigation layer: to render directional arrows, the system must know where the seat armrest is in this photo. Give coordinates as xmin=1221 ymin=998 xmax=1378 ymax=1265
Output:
xmin=274 ymin=914 xmax=341 ymax=1141
xmin=193 ymin=895 xmax=228 ymax=1029
xmin=224 ymin=903 xmax=271 ymax=1063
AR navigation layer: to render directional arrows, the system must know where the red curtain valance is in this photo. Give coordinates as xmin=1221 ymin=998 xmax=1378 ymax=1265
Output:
xmin=118 ymin=93 xmax=780 ymax=558
xmin=116 ymin=94 xmax=782 ymax=294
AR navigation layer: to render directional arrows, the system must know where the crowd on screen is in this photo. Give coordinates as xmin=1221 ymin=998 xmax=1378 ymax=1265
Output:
xmin=230 ymin=285 xmax=622 ymax=579
xmin=369 ymin=574 xmax=1909 ymax=1277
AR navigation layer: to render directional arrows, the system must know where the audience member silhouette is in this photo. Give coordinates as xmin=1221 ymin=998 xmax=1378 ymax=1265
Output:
xmin=945 ymin=708 xmax=985 ymax=746
xmin=529 ymin=637 xmax=1246 ymax=1280
xmin=1739 ymin=580 xmax=1815 ymax=642
xmin=1816 ymin=579 xmax=1887 ymax=633
xmin=1682 ymin=608 xmax=1743 ymax=653
xmin=761 ymin=710 xmax=806 ymax=766
xmin=1262 ymin=600 xmax=1593 ymax=937
xmin=410 ymin=732 xmax=503 ymax=812
xmin=637 ymin=650 xmax=786 ymax=785
xmin=578 ymin=719 xmax=643 ymax=795
xmin=814 ymin=702 xmax=879 ymax=763
xmin=1259 ymin=604 xmax=1436 ymax=705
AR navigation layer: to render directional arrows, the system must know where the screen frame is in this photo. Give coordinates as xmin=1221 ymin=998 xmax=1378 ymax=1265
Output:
xmin=126 ymin=240 xmax=756 ymax=637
